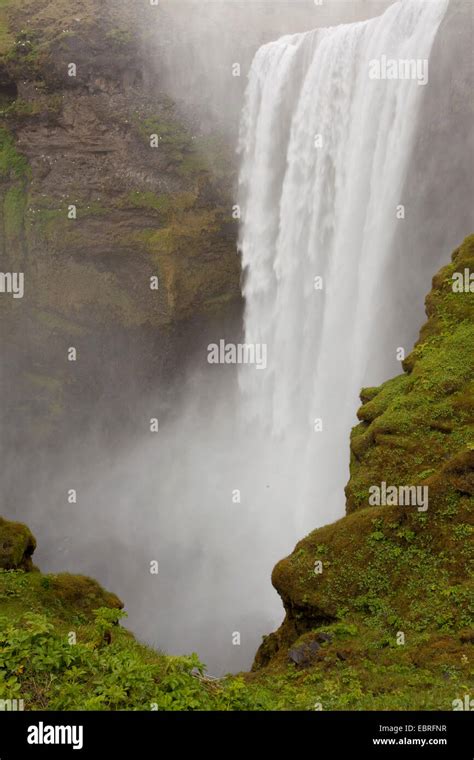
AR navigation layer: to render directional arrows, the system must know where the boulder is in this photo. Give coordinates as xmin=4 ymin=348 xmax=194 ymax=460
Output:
xmin=0 ymin=516 xmax=36 ymax=570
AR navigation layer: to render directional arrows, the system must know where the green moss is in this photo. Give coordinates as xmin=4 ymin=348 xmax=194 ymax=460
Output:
xmin=242 ymin=622 xmax=472 ymax=710
xmin=31 ymin=200 xmax=108 ymax=225
xmin=0 ymin=0 xmax=19 ymax=56
xmin=123 ymin=190 xmax=196 ymax=216
xmin=134 ymin=111 xmax=234 ymax=185
xmin=0 ymin=518 xmax=36 ymax=571
xmin=0 ymin=126 xmax=29 ymax=179
xmin=1 ymin=94 xmax=62 ymax=119
xmin=135 ymin=114 xmax=192 ymax=164
xmin=248 ymin=236 xmax=474 ymax=710
xmin=0 ymin=0 xmax=14 ymax=55
xmin=4 ymin=28 xmax=44 ymax=78
xmin=3 ymin=183 xmax=25 ymax=242
xmin=0 ymin=147 xmax=28 ymax=261
xmin=346 ymin=239 xmax=474 ymax=513
xmin=48 ymin=573 xmax=122 ymax=613
xmin=128 ymin=199 xmax=239 ymax=321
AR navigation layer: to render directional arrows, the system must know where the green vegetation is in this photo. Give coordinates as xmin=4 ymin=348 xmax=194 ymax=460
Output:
xmin=4 ymin=29 xmax=44 ymax=79
xmin=134 ymin=110 xmax=235 ymax=182
xmin=0 ymin=539 xmax=265 ymax=710
xmin=0 ymin=0 xmax=14 ymax=55
xmin=4 ymin=184 xmax=24 ymax=239
xmin=0 ymin=126 xmax=28 ymax=262
xmin=241 ymin=623 xmax=472 ymax=710
xmin=1 ymin=94 xmax=63 ymax=120
xmin=247 ymin=236 xmax=474 ymax=710
xmin=123 ymin=181 xmax=239 ymax=321
xmin=0 ymin=0 xmax=98 ymax=50
xmin=0 ymin=126 xmax=28 ymax=179
xmin=123 ymin=190 xmax=185 ymax=216
xmin=135 ymin=114 xmax=192 ymax=165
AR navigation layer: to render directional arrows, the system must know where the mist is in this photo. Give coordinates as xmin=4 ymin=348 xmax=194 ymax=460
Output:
xmin=142 ymin=1 xmax=394 ymax=136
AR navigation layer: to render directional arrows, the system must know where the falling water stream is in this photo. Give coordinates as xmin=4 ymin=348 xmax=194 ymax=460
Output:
xmin=238 ymin=0 xmax=449 ymax=534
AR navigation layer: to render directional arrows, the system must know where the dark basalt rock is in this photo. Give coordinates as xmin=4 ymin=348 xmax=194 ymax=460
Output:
xmin=288 ymin=640 xmax=321 ymax=668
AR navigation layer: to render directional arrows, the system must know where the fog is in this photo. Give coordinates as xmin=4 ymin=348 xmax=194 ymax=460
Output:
xmin=5 ymin=0 xmax=473 ymax=675
xmin=143 ymin=1 xmax=394 ymax=135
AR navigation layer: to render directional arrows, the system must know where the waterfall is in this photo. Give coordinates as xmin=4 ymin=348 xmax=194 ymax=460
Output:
xmin=238 ymin=0 xmax=449 ymax=530
xmin=16 ymin=0 xmax=454 ymax=676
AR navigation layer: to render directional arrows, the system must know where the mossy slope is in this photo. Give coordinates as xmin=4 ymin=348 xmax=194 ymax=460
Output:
xmin=0 ymin=517 xmax=257 ymax=710
xmin=246 ymin=236 xmax=474 ymax=710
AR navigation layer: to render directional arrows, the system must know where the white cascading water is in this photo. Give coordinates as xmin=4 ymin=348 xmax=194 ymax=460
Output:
xmin=238 ymin=0 xmax=449 ymax=533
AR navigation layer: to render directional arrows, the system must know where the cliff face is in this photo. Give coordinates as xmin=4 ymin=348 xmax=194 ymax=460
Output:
xmin=249 ymin=236 xmax=474 ymax=709
xmin=0 ymin=0 xmax=241 ymax=442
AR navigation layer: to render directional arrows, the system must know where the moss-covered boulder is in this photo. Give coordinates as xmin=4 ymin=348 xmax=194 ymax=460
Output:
xmin=0 ymin=516 xmax=36 ymax=570
xmin=0 ymin=515 xmax=122 ymax=610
